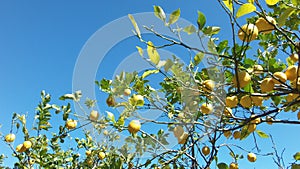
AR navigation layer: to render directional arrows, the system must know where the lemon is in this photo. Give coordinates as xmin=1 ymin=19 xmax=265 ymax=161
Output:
xmin=202 ymin=146 xmax=210 ymax=156
xmin=286 ymin=93 xmax=299 ymax=102
xmin=177 ymin=132 xmax=189 ymax=144
xmin=5 ymin=133 xmax=16 ymax=143
xmin=201 ymin=103 xmax=213 ymax=114
xmin=247 ymin=153 xmax=257 ymax=162
xmin=130 ymin=94 xmax=144 ymax=106
xmin=89 ymin=110 xmax=99 ymax=121
xmin=238 ymin=24 xmax=259 ymax=42
xmin=272 ymin=72 xmax=287 ymax=84
xmin=123 ymin=88 xmax=131 ymax=96
xmin=106 ymin=95 xmax=116 ymax=107
xmin=233 ymin=71 xmax=251 ymax=88
xmin=173 ymin=126 xmax=184 ymax=138
xmin=285 ymin=65 xmax=298 ymax=81
xmin=229 ymin=162 xmax=239 ymax=169
xmin=247 ymin=124 xmax=257 ymax=133
xmin=261 ymin=78 xmax=274 ymax=93
xmin=98 ymin=152 xmax=106 ymax=160
xmin=66 ymin=119 xmax=77 ymax=130
xmin=202 ymin=80 xmax=215 ymax=93
xmin=23 ymin=141 xmax=32 ymax=149
xmin=253 ymin=65 xmax=264 ymax=75
xmin=128 ymin=120 xmax=141 ymax=134
xmin=233 ymin=131 xmax=241 ymax=139
xmin=289 ymin=53 xmax=299 ymax=63
xmin=226 ymin=96 xmax=238 ymax=108
xmin=223 ymin=130 xmax=232 ymax=138
xmin=240 ymin=95 xmax=252 ymax=108
xmin=255 ymin=16 xmax=276 ymax=34
xmin=250 ymin=114 xmax=261 ymax=124
xmin=251 ymin=96 xmax=264 ymax=106
xmin=16 ymin=144 xmax=26 ymax=153
xmin=85 ymin=150 xmax=92 ymax=156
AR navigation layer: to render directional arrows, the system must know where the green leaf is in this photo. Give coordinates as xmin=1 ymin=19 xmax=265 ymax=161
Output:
xmin=278 ymin=7 xmax=295 ymax=27
xmin=236 ymin=3 xmax=256 ymax=18
xmin=136 ymin=46 xmax=144 ymax=57
xmin=294 ymin=152 xmax=300 ymax=160
xmin=223 ymin=0 xmax=233 ymax=12
xmin=292 ymin=0 xmax=298 ymax=6
xmin=183 ymin=25 xmax=196 ymax=35
xmin=217 ymin=163 xmax=229 ymax=169
xmin=153 ymin=6 xmax=166 ymax=22
xmin=168 ymin=8 xmax=180 ymax=25
xmin=265 ymin=0 xmax=279 ymax=6
xmin=256 ymin=130 xmax=269 ymax=138
xmin=194 ymin=52 xmax=205 ymax=66
xmin=142 ymin=69 xmax=159 ymax=79
xmin=128 ymin=14 xmax=141 ymax=39
xmin=203 ymin=26 xmax=221 ymax=35
xmin=147 ymin=41 xmax=160 ymax=65
xmin=292 ymin=164 xmax=300 ymax=169
xmin=197 ymin=11 xmax=206 ymax=30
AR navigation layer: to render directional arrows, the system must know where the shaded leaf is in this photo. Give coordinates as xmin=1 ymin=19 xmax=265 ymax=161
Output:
xmin=203 ymin=26 xmax=221 ymax=35
xmin=168 ymin=8 xmax=180 ymax=25
xmin=197 ymin=11 xmax=206 ymax=30
xmin=236 ymin=3 xmax=256 ymax=18
xmin=194 ymin=52 xmax=205 ymax=66
xmin=294 ymin=152 xmax=300 ymax=160
xmin=183 ymin=25 xmax=196 ymax=35
xmin=128 ymin=14 xmax=141 ymax=39
xmin=278 ymin=7 xmax=295 ymax=27
xmin=147 ymin=41 xmax=160 ymax=65
xmin=154 ymin=6 xmax=166 ymax=22
xmin=217 ymin=163 xmax=229 ymax=169
xmin=164 ymin=59 xmax=173 ymax=72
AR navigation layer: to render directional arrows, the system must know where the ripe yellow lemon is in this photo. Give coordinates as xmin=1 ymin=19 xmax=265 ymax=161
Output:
xmin=272 ymin=72 xmax=287 ymax=84
xmin=233 ymin=131 xmax=241 ymax=139
xmin=226 ymin=96 xmax=238 ymax=108
xmin=5 ymin=133 xmax=16 ymax=143
xmin=173 ymin=126 xmax=184 ymax=138
xmin=253 ymin=65 xmax=264 ymax=75
xmin=240 ymin=95 xmax=252 ymax=108
xmin=224 ymin=107 xmax=233 ymax=117
xmin=261 ymin=78 xmax=274 ymax=93
xmin=201 ymin=103 xmax=213 ymax=114
xmin=178 ymin=132 xmax=189 ymax=144
xmin=285 ymin=66 xmax=298 ymax=81
xmin=89 ymin=110 xmax=99 ymax=121
xmin=66 ymin=119 xmax=77 ymax=130
xmin=23 ymin=141 xmax=32 ymax=149
xmin=238 ymin=24 xmax=259 ymax=42
xmin=202 ymin=146 xmax=210 ymax=156
xmin=123 ymin=88 xmax=131 ymax=96
xmin=98 ymin=152 xmax=106 ymax=160
xmin=16 ymin=144 xmax=26 ymax=153
xmin=233 ymin=71 xmax=251 ymax=88
xmin=289 ymin=53 xmax=299 ymax=63
xmin=223 ymin=130 xmax=232 ymax=138
xmin=255 ymin=16 xmax=276 ymax=34
xmin=86 ymin=150 xmax=92 ymax=156
xmin=251 ymin=96 xmax=264 ymax=106
xmin=128 ymin=120 xmax=141 ymax=134
xmin=229 ymin=162 xmax=239 ymax=169
xmin=247 ymin=153 xmax=257 ymax=162
xmin=202 ymin=80 xmax=215 ymax=93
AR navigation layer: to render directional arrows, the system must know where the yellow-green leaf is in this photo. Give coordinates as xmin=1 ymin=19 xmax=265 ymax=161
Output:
xmin=136 ymin=46 xmax=143 ymax=56
xmin=236 ymin=3 xmax=256 ymax=18
xmin=294 ymin=152 xmax=300 ymax=160
xmin=265 ymin=0 xmax=279 ymax=6
xmin=223 ymin=0 xmax=233 ymax=12
xmin=128 ymin=14 xmax=141 ymax=39
xmin=168 ymin=8 xmax=180 ymax=25
xmin=183 ymin=25 xmax=196 ymax=35
xmin=154 ymin=6 xmax=166 ymax=22
xmin=142 ymin=69 xmax=159 ymax=79
xmin=256 ymin=130 xmax=269 ymax=138
xmin=278 ymin=7 xmax=295 ymax=27
xmin=147 ymin=41 xmax=160 ymax=65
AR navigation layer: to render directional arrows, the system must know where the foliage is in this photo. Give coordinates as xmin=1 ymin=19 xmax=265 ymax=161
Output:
xmin=1 ymin=0 xmax=300 ymax=168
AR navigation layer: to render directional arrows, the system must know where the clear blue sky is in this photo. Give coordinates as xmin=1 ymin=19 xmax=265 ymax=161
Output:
xmin=0 ymin=1 xmax=299 ymax=168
